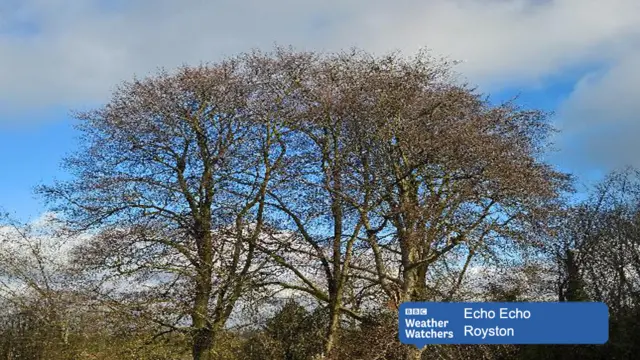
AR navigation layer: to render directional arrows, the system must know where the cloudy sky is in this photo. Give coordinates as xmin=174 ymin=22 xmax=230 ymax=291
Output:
xmin=1 ymin=0 xmax=639 ymax=220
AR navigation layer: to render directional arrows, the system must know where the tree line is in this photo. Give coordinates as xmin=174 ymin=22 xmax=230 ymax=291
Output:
xmin=0 ymin=47 xmax=637 ymax=360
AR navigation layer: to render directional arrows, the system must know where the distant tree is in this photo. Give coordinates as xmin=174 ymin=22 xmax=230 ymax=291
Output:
xmin=0 ymin=214 xmax=82 ymax=359
xmin=264 ymin=300 xmax=325 ymax=359
xmin=239 ymin=300 xmax=325 ymax=360
xmin=552 ymin=168 xmax=640 ymax=359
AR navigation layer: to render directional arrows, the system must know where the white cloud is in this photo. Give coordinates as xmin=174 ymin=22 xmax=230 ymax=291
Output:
xmin=3 ymin=0 xmax=640 ymax=176
xmin=1 ymin=0 xmax=640 ymax=119
xmin=0 ymin=211 xmax=81 ymax=265
xmin=556 ymin=50 xmax=640 ymax=172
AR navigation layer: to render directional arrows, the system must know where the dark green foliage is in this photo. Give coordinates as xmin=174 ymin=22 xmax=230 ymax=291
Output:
xmin=240 ymin=300 xmax=325 ymax=360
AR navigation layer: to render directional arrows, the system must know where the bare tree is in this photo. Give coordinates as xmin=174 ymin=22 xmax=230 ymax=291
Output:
xmin=38 ymin=56 xmax=290 ymax=360
xmin=0 ymin=213 xmax=84 ymax=359
xmin=559 ymin=167 xmax=640 ymax=307
xmin=239 ymin=48 xmax=569 ymax=359
xmin=320 ymin=49 xmax=569 ymax=360
xmin=254 ymin=50 xmax=374 ymax=357
xmin=34 ymin=47 xmax=570 ymax=360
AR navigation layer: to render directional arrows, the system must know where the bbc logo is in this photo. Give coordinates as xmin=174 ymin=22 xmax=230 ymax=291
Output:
xmin=405 ymin=308 xmax=428 ymax=315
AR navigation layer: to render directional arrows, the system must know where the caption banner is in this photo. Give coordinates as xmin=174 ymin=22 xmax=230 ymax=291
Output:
xmin=399 ymin=302 xmax=608 ymax=347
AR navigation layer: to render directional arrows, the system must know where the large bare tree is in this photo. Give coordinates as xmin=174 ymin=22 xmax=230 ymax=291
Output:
xmin=308 ymin=49 xmax=569 ymax=360
xmin=36 ymin=47 xmax=571 ymax=360
xmin=38 ymin=55 xmax=291 ymax=360
xmin=256 ymin=51 xmax=371 ymax=356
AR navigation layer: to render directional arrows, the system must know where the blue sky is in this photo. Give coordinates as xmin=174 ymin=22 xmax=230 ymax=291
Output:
xmin=0 ymin=113 xmax=76 ymax=220
xmin=1 ymin=0 xmax=639 ymax=221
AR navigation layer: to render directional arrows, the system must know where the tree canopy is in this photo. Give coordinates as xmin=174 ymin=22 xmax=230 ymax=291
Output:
xmin=0 ymin=47 xmax=634 ymax=360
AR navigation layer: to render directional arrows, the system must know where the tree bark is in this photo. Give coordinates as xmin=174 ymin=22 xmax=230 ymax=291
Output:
xmin=192 ymin=218 xmax=214 ymax=360
xmin=192 ymin=272 xmax=214 ymax=360
xmin=323 ymin=138 xmax=345 ymax=357
xmin=324 ymin=296 xmax=341 ymax=356
xmin=192 ymin=325 xmax=213 ymax=360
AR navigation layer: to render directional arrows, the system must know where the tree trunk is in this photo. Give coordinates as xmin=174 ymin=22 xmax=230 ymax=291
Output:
xmin=192 ymin=220 xmax=214 ymax=360
xmin=402 ymin=242 xmax=427 ymax=302
xmin=402 ymin=235 xmax=428 ymax=360
xmin=192 ymin=283 xmax=214 ymax=360
xmin=565 ymin=249 xmax=588 ymax=301
xmin=325 ymin=156 xmax=344 ymax=357
xmin=324 ymin=296 xmax=341 ymax=356
xmin=192 ymin=326 xmax=213 ymax=360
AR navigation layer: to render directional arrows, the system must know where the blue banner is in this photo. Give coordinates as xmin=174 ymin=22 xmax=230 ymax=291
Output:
xmin=399 ymin=302 xmax=608 ymax=347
